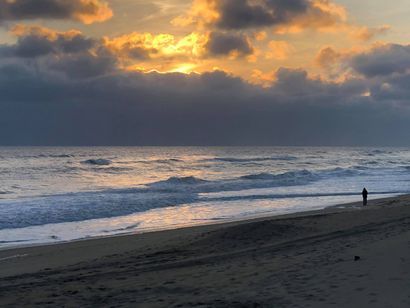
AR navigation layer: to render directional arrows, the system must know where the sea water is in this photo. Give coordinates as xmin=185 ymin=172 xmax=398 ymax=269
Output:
xmin=0 ymin=147 xmax=409 ymax=248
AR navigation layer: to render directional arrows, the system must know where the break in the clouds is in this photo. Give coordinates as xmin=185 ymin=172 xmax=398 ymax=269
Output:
xmin=0 ymin=26 xmax=410 ymax=146
xmin=0 ymin=0 xmax=113 ymax=24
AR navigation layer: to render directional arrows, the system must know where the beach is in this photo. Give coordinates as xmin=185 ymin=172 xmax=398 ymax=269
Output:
xmin=1 ymin=195 xmax=410 ymax=307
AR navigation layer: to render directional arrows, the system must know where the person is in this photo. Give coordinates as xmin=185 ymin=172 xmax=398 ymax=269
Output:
xmin=362 ymin=188 xmax=368 ymax=206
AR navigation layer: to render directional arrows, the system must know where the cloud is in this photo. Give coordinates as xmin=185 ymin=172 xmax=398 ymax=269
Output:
xmin=350 ymin=44 xmax=410 ymax=78
xmin=205 ymin=32 xmax=254 ymax=57
xmin=1 ymin=26 xmax=410 ymax=146
xmin=0 ymin=25 xmax=117 ymax=78
xmin=0 ymin=25 xmax=96 ymax=58
xmin=104 ymin=32 xmax=207 ymax=63
xmin=0 ymin=0 xmax=113 ymax=24
xmin=315 ymin=46 xmax=344 ymax=68
xmin=351 ymin=25 xmax=390 ymax=41
xmin=266 ymin=41 xmax=294 ymax=60
xmin=174 ymin=0 xmax=347 ymax=32
xmin=2 ymin=64 xmax=409 ymax=146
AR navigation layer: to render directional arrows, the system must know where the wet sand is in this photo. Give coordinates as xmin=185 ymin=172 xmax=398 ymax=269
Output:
xmin=1 ymin=195 xmax=410 ymax=307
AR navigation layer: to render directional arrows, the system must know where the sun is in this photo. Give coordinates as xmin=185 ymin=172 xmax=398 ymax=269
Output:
xmin=169 ymin=63 xmax=197 ymax=74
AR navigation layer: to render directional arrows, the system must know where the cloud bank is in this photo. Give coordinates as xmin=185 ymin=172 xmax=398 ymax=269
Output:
xmin=0 ymin=0 xmax=113 ymax=24
xmin=0 ymin=26 xmax=410 ymax=146
xmin=174 ymin=0 xmax=347 ymax=32
xmin=0 ymin=26 xmax=410 ymax=145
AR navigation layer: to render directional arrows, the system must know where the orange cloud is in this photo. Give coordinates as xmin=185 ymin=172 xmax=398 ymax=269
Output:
xmin=251 ymin=69 xmax=276 ymax=87
xmin=172 ymin=0 xmax=219 ymax=29
xmin=314 ymin=43 xmax=390 ymax=81
xmin=266 ymin=41 xmax=294 ymax=60
xmin=174 ymin=0 xmax=347 ymax=32
xmin=11 ymin=24 xmax=82 ymax=40
xmin=315 ymin=46 xmax=344 ymax=69
xmin=105 ymin=32 xmax=208 ymax=62
xmin=73 ymin=0 xmax=113 ymax=24
xmin=351 ymin=25 xmax=390 ymax=41
xmin=274 ymin=0 xmax=347 ymax=34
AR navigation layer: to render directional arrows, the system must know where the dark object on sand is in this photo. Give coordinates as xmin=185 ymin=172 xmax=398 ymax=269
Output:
xmin=362 ymin=188 xmax=368 ymax=206
xmin=354 ymin=256 xmax=361 ymax=261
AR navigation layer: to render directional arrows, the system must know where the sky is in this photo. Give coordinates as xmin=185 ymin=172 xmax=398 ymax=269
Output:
xmin=0 ymin=0 xmax=410 ymax=146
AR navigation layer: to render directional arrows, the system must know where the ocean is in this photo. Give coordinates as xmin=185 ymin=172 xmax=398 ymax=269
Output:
xmin=0 ymin=146 xmax=409 ymax=248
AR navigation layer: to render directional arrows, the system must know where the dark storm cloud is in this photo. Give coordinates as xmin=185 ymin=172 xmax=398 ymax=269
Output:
xmin=0 ymin=0 xmax=112 ymax=24
xmin=215 ymin=0 xmax=308 ymax=30
xmin=205 ymin=32 xmax=253 ymax=56
xmin=351 ymin=44 xmax=410 ymax=78
xmin=0 ymin=31 xmax=95 ymax=58
xmin=0 ymin=27 xmax=117 ymax=78
xmin=184 ymin=0 xmax=343 ymax=31
xmin=1 ymin=32 xmax=410 ymax=146
xmin=48 ymin=50 xmax=117 ymax=78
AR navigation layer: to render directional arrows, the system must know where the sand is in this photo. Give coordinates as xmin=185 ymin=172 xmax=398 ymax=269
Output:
xmin=1 ymin=195 xmax=410 ymax=307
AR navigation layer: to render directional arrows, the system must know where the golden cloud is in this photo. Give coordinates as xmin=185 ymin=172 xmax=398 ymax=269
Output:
xmin=11 ymin=24 xmax=83 ymax=40
xmin=73 ymin=0 xmax=113 ymax=24
xmin=173 ymin=0 xmax=347 ymax=32
xmin=104 ymin=32 xmax=208 ymax=62
xmin=266 ymin=41 xmax=294 ymax=60
xmin=351 ymin=25 xmax=390 ymax=41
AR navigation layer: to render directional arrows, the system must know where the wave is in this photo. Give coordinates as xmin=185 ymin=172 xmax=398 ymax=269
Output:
xmin=203 ymin=191 xmax=404 ymax=203
xmin=82 ymin=159 xmax=112 ymax=166
xmin=41 ymin=154 xmax=74 ymax=158
xmin=122 ymin=158 xmax=184 ymax=165
xmin=0 ymin=189 xmax=199 ymax=230
xmin=104 ymin=223 xmax=141 ymax=233
xmin=241 ymin=170 xmax=315 ymax=181
xmin=149 ymin=167 xmax=361 ymax=193
xmin=0 ymin=169 xmax=324 ymax=229
xmin=152 ymin=158 xmax=183 ymax=164
xmin=147 ymin=170 xmax=320 ymax=194
xmin=366 ymin=149 xmax=394 ymax=156
xmin=150 ymin=176 xmax=208 ymax=187
xmin=92 ymin=166 xmax=132 ymax=173
xmin=320 ymin=167 xmax=360 ymax=177
xmin=17 ymin=154 xmax=74 ymax=159
xmin=0 ymin=162 xmax=403 ymax=230
xmin=240 ymin=173 xmax=277 ymax=180
xmin=208 ymin=155 xmax=298 ymax=163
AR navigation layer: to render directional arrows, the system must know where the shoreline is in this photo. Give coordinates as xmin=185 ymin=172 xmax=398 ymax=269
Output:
xmin=0 ymin=193 xmax=391 ymax=252
xmin=0 ymin=192 xmax=403 ymax=253
xmin=1 ymin=194 xmax=410 ymax=307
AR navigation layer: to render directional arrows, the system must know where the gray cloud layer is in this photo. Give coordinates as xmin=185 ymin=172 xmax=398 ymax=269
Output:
xmin=0 ymin=30 xmax=410 ymax=146
xmin=205 ymin=32 xmax=253 ymax=56
xmin=215 ymin=0 xmax=308 ymax=29
xmin=0 ymin=0 xmax=111 ymax=23
xmin=350 ymin=44 xmax=410 ymax=78
xmin=0 ymin=31 xmax=95 ymax=58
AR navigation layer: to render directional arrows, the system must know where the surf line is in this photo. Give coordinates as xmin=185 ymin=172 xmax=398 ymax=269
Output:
xmin=0 ymin=254 xmax=29 ymax=262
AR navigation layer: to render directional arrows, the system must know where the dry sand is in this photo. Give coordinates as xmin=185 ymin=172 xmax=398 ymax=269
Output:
xmin=1 ymin=196 xmax=410 ymax=307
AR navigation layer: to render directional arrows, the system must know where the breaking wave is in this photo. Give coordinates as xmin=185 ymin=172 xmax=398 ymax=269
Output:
xmin=82 ymin=159 xmax=112 ymax=166
xmin=0 ymin=163 xmax=404 ymax=230
xmin=209 ymin=156 xmax=298 ymax=163
xmin=150 ymin=176 xmax=209 ymax=187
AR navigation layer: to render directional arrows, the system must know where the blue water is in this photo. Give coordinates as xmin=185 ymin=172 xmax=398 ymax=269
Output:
xmin=0 ymin=147 xmax=409 ymax=247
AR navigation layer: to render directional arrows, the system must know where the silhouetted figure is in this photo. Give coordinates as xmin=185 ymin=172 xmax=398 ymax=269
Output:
xmin=362 ymin=188 xmax=368 ymax=206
